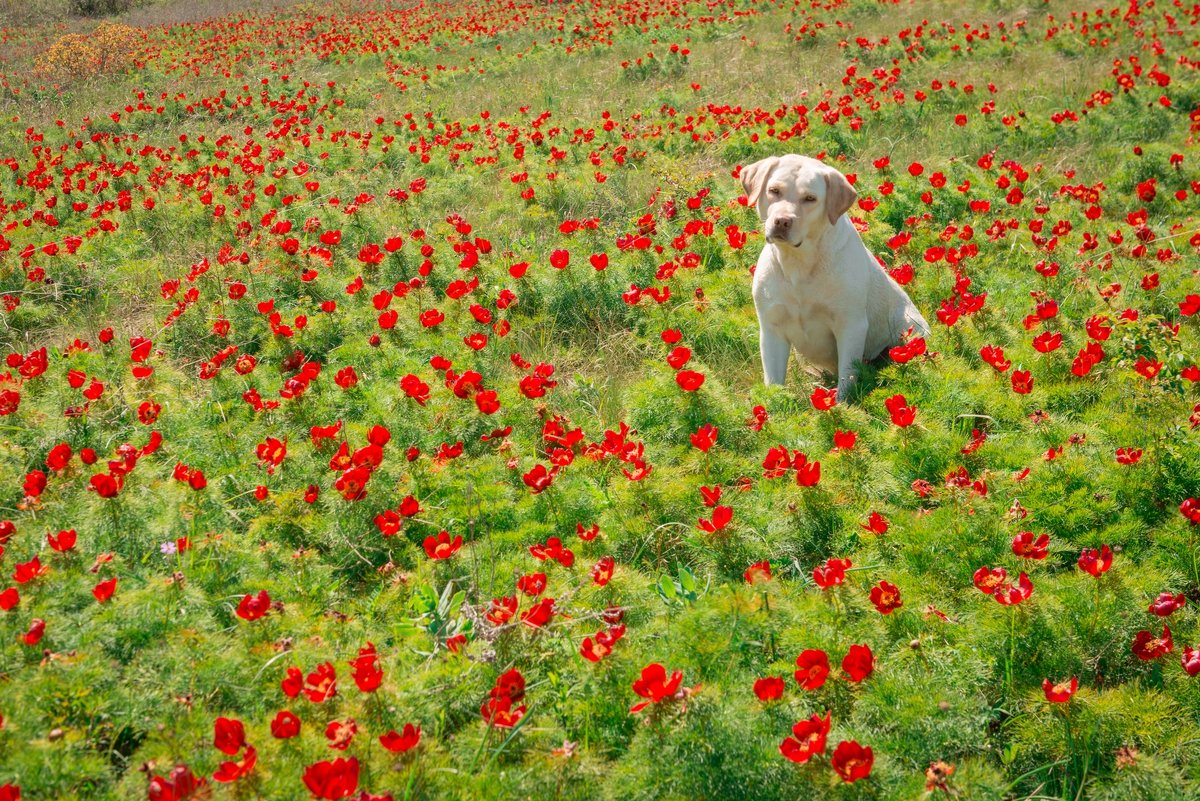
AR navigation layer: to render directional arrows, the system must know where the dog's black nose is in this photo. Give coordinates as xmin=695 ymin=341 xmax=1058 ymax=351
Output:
xmin=773 ymin=216 xmax=793 ymax=231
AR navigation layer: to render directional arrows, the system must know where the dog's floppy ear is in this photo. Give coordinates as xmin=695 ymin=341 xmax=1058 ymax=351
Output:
xmin=739 ymin=157 xmax=779 ymax=206
xmin=823 ymin=167 xmax=858 ymax=225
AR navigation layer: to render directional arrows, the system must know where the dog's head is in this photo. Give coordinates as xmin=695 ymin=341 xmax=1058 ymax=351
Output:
xmin=739 ymin=154 xmax=857 ymax=248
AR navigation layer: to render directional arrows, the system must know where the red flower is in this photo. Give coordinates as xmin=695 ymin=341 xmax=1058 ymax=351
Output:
xmin=690 ymin=423 xmax=718 ymax=452
xmin=1042 ymin=676 xmax=1078 ymax=703
xmin=92 ymin=577 xmax=117 ymax=602
xmin=973 ymin=566 xmax=1008 ymax=595
xmin=522 ymin=463 xmax=557 ymax=494
xmin=520 ymin=597 xmax=556 ymax=628
xmin=841 ymin=644 xmax=875 ymax=682
xmin=831 ymin=740 xmax=874 ymax=783
xmin=591 ymin=556 xmax=615 ymax=587
xmin=753 ymin=676 xmax=785 ymax=701
xmin=794 ymin=453 xmax=821 ymax=487
xmin=270 ymin=710 xmax=301 ymax=739
xmin=698 ymin=505 xmax=733 ymax=534
xmin=1182 ymin=647 xmax=1200 ymax=676
xmin=832 ymin=430 xmax=857 ymax=450
xmin=810 ymin=386 xmax=837 ymax=410
xmin=303 ymin=662 xmax=338 ymax=703
xmin=212 ymin=746 xmax=256 ymax=784
xmin=666 ymin=346 xmax=691 ymax=369
xmin=348 ymin=642 xmax=383 ymax=692
xmin=860 ymin=512 xmax=888 ymax=535
xmin=630 ymin=662 xmax=684 ymax=713
xmin=1148 ymin=592 xmax=1185 ymax=617
xmin=324 ymin=719 xmax=358 ymax=750
xmin=1077 ymin=545 xmax=1113 ymax=577
xmin=1011 ymin=370 xmax=1034 ymax=394
xmin=1012 ymin=531 xmax=1049 ymax=560
xmin=19 ymin=619 xmax=44 ymax=646
xmin=1115 ymin=447 xmax=1143 ymax=465
xmin=813 ymin=558 xmax=851 ymax=589
xmin=213 ymin=716 xmax=246 ymax=755
xmin=147 ymin=765 xmax=207 ymax=801
xmin=423 ymin=530 xmax=462 ymax=560
xmin=379 ymin=723 xmax=421 ymax=753
xmin=869 ymin=581 xmax=903 ymax=615
xmin=1180 ymin=498 xmax=1200 ymax=525
xmin=794 ymin=649 xmax=830 ymax=690
xmin=675 ymin=370 xmax=705 ymax=391
xmin=994 ymin=572 xmax=1034 ymax=605
xmin=481 ymin=668 xmax=526 ymax=728
xmin=884 ymin=394 xmax=916 ymax=427
xmin=743 ymin=560 xmax=772 ymax=583
xmin=779 ymin=711 xmax=831 ymax=764
xmin=301 ymin=757 xmax=359 ymax=800
xmin=1132 ymin=625 xmax=1173 ymax=660
xmin=48 ymin=529 xmax=77 ymax=552
xmin=580 ymin=624 xmax=626 ymax=662
xmin=236 ymin=590 xmax=271 ymax=621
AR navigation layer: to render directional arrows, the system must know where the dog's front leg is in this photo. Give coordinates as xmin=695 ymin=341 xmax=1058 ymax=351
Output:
xmin=834 ymin=320 xmax=869 ymax=401
xmin=759 ymin=325 xmax=790 ymax=385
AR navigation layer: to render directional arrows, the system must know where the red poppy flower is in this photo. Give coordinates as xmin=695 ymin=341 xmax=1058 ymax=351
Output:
xmin=869 ymin=581 xmax=903 ymax=615
xmin=884 ymin=394 xmax=916 ymax=427
xmin=324 ymin=719 xmax=358 ymax=750
xmin=810 ymin=386 xmax=837 ymax=410
xmin=301 ymin=757 xmax=359 ymax=800
xmin=423 ymin=531 xmax=462 ymax=560
xmin=1042 ymin=676 xmax=1078 ymax=702
xmin=860 ymin=512 xmax=888 ymax=535
xmin=1077 ymin=545 xmax=1113 ymax=577
xmin=379 ymin=723 xmax=421 ymax=753
xmin=1182 ymin=647 xmax=1200 ymax=676
xmin=1012 ymin=532 xmax=1049 ymax=560
xmin=348 ymin=642 xmax=383 ymax=692
xmin=832 ymin=430 xmax=857 ymax=450
xmin=580 ymin=624 xmax=626 ymax=662
xmin=591 ymin=556 xmax=615 ymax=587
xmin=303 ymin=662 xmax=338 ymax=703
xmin=753 ymin=676 xmax=785 ymax=701
xmin=48 ymin=529 xmax=77 ymax=552
xmin=813 ymin=558 xmax=851 ymax=589
xmin=1132 ymin=625 xmax=1173 ymax=660
xmin=994 ymin=572 xmax=1034 ymax=605
xmin=831 ymin=740 xmax=874 ymax=783
xmin=520 ymin=597 xmax=556 ymax=628
xmin=690 ymin=423 xmax=718 ymax=452
xmin=973 ymin=566 xmax=1008 ymax=595
xmin=675 ymin=370 xmax=705 ymax=391
xmin=1148 ymin=592 xmax=1185 ymax=617
xmin=270 ymin=710 xmax=301 ymax=739
xmin=147 ymin=765 xmax=207 ymax=801
xmin=212 ymin=746 xmax=256 ymax=784
xmin=841 ymin=644 xmax=875 ymax=682
xmin=19 ymin=618 xmax=45 ymax=646
xmin=794 ymin=649 xmax=830 ymax=690
xmin=236 ymin=590 xmax=271 ymax=621
xmin=698 ymin=505 xmax=733 ymax=534
xmin=779 ymin=711 xmax=830 ymax=764
xmin=743 ymin=560 xmax=772 ymax=583
xmin=92 ymin=577 xmax=117 ymax=603
xmin=213 ymin=716 xmax=246 ymax=755
xmin=1011 ymin=370 xmax=1034 ymax=394
xmin=630 ymin=662 xmax=684 ymax=713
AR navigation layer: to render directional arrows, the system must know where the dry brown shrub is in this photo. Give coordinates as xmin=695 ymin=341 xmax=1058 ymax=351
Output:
xmin=33 ymin=21 xmax=140 ymax=82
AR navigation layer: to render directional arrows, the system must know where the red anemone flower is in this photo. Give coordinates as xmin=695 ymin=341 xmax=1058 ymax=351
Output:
xmin=630 ymin=662 xmax=684 ymax=713
xmin=779 ymin=711 xmax=831 ymax=764
xmin=379 ymin=723 xmax=421 ymax=753
xmin=1042 ymin=676 xmax=1078 ymax=703
xmin=423 ymin=530 xmax=462 ymax=560
xmin=831 ymin=740 xmax=874 ymax=783
xmin=794 ymin=649 xmax=830 ymax=690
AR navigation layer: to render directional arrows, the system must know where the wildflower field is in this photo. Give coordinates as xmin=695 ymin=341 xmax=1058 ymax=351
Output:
xmin=0 ymin=0 xmax=1199 ymax=797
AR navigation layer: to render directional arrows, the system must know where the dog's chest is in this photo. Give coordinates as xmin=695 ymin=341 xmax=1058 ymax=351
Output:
xmin=753 ymin=255 xmax=839 ymax=367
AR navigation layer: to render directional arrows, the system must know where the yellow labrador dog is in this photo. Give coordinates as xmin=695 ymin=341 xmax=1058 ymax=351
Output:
xmin=740 ymin=154 xmax=930 ymax=400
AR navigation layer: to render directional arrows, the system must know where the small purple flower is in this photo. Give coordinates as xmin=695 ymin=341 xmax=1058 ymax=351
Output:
xmin=160 ymin=541 xmax=178 ymax=556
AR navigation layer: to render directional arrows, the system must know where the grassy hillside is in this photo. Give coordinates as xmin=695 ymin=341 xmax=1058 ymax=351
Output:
xmin=0 ymin=0 xmax=1199 ymax=798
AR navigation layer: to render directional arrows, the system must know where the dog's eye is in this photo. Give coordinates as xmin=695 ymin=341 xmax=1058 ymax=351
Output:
xmin=804 ymin=195 xmax=817 ymax=203
xmin=767 ymin=186 xmax=780 ymax=196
